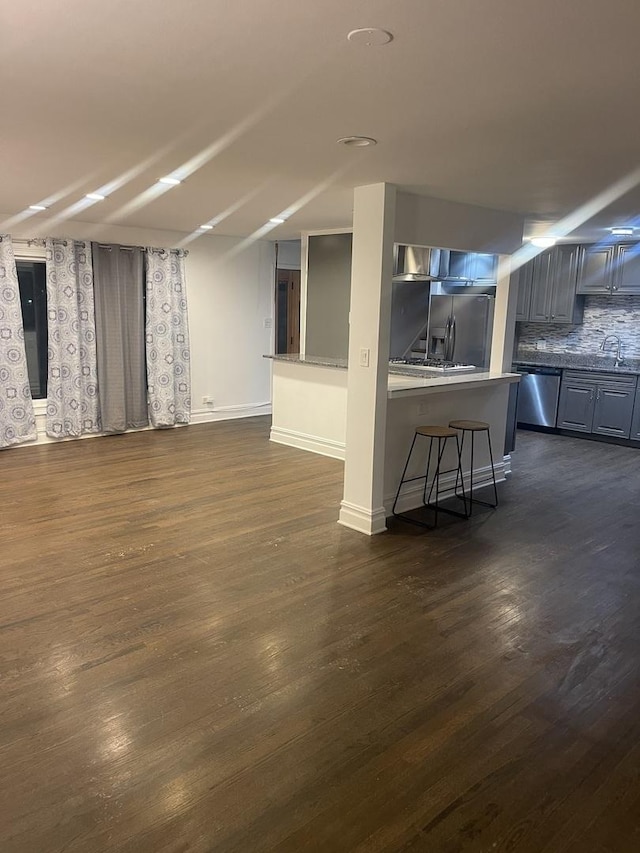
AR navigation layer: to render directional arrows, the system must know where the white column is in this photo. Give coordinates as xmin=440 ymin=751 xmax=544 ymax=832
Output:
xmin=490 ymin=254 xmax=517 ymax=372
xmin=338 ymin=183 xmax=396 ymax=535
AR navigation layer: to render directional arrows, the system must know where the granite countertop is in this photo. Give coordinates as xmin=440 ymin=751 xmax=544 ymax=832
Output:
xmin=388 ymin=371 xmax=520 ymax=398
xmin=265 ymin=354 xmax=348 ymax=369
xmin=268 ymin=354 xmax=496 ymax=379
xmin=513 ymin=351 xmax=640 ymax=376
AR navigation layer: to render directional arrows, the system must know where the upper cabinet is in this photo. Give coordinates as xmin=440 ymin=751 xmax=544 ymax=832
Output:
xmin=515 ymin=245 xmax=584 ymax=324
xmin=447 ymin=251 xmax=498 ymax=282
xmin=613 ymin=243 xmax=640 ymax=293
xmin=514 ymin=261 xmax=533 ymax=322
xmin=575 ymin=245 xmax=615 ymax=294
xmin=576 ymin=242 xmax=640 ymax=295
xmin=516 ymin=240 xmax=640 ymax=321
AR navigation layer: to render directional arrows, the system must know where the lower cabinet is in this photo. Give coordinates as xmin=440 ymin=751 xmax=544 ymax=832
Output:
xmin=557 ymin=379 xmax=594 ymax=432
xmin=631 ymin=387 xmax=640 ymax=441
xmin=558 ymin=371 xmax=637 ymax=439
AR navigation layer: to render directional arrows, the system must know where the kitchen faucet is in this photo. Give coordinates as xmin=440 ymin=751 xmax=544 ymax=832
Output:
xmin=600 ymin=334 xmax=625 ymax=367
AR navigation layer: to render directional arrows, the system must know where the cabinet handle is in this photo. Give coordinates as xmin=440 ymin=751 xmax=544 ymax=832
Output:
xmin=551 ymin=314 xmax=555 ymax=319
xmin=612 ymin=286 xmax=618 ymax=291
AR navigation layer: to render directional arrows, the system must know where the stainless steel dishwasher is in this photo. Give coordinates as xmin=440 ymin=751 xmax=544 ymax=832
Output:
xmin=516 ymin=366 xmax=562 ymax=427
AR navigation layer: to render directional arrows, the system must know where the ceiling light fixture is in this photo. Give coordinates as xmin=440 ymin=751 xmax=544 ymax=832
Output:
xmin=337 ymin=136 xmax=377 ymax=147
xmin=159 ymin=176 xmax=182 ymax=186
xmin=29 ymin=204 xmax=48 ymax=211
xmin=610 ymin=226 xmax=634 ymax=236
xmin=347 ymin=28 xmax=393 ymax=46
xmin=530 ymin=236 xmax=557 ymax=249
xmin=269 ymin=217 xmax=286 ymax=225
xmin=85 ymin=192 xmax=106 ymax=201
xmin=199 ymin=224 xmax=214 ymax=230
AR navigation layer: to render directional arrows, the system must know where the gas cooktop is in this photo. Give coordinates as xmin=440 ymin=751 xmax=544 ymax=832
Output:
xmin=389 ymin=358 xmax=477 ymax=373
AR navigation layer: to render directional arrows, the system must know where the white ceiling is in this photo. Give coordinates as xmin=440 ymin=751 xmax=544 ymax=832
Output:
xmin=2 ymin=0 xmax=640 ymax=242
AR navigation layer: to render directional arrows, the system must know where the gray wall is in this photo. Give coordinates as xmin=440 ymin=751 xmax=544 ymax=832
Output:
xmin=516 ymin=294 xmax=640 ymax=358
xmin=275 ymin=240 xmax=301 ymax=270
xmin=395 ymin=191 xmax=525 ymax=255
xmin=305 ymin=233 xmax=352 ymax=359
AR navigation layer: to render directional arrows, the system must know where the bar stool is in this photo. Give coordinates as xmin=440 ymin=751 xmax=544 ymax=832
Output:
xmin=448 ymin=420 xmax=498 ymax=516
xmin=392 ymin=425 xmax=467 ymax=528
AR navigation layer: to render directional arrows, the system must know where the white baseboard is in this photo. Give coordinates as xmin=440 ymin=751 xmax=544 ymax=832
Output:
xmin=269 ymin=426 xmax=345 ymax=460
xmin=386 ymin=460 xmax=506 ymax=516
xmin=191 ymin=402 xmax=272 ymax=425
xmin=338 ymin=500 xmax=387 ymax=535
xmin=18 ymin=402 xmax=270 ymax=447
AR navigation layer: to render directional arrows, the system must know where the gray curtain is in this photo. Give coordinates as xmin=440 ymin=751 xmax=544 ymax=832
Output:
xmin=45 ymin=238 xmax=101 ymax=438
xmin=0 ymin=235 xmax=37 ymax=448
xmin=145 ymin=248 xmax=191 ymax=427
xmin=92 ymin=244 xmax=148 ymax=433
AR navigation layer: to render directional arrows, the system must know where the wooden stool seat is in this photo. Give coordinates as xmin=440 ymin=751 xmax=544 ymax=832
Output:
xmin=448 ymin=419 xmax=490 ymax=432
xmin=416 ymin=425 xmax=458 ymax=438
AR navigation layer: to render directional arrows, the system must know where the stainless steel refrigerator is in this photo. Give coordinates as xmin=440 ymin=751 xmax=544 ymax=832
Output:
xmin=426 ymin=283 xmax=495 ymax=367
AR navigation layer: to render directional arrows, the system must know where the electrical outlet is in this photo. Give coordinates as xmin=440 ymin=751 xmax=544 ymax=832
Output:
xmin=264 ymin=317 xmax=273 ymax=329
xmin=536 ymin=339 xmax=547 ymax=350
xmin=359 ymin=347 xmax=370 ymax=368
xmin=202 ymin=396 xmax=214 ymax=406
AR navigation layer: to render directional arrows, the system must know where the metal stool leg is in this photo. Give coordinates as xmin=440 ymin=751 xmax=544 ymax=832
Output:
xmin=392 ymin=431 xmax=419 ymax=516
xmin=455 ymin=433 xmax=468 ymax=518
xmin=394 ymin=429 xmax=468 ymax=529
xmin=469 ymin=430 xmax=475 ymax=516
xmin=428 ymin=436 xmax=446 ymax=527
xmin=486 ymin=429 xmax=499 ymax=508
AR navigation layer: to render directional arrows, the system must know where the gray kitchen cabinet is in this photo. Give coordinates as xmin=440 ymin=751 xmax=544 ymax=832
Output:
xmin=558 ymin=371 xmax=637 ymax=438
xmin=448 ymin=251 xmax=498 ymax=282
xmin=520 ymin=245 xmax=583 ymax=323
xmin=557 ymin=377 xmax=596 ymax=432
xmin=592 ymin=379 xmax=636 ymax=438
xmin=549 ymin=245 xmax=584 ymax=322
xmin=576 ymin=244 xmax=615 ymax=294
xmin=612 ymin=243 xmax=640 ymax=294
xmin=631 ymin=387 xmax=640 ymax=441
xmin=514 ymin=261 xmax=533 ymax=321
xmin=528 ymin=251 xmax=555 ymax=322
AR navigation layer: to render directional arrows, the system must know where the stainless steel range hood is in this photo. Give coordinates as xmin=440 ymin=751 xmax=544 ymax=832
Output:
xmin=392 ymin=245 xmax=450 ymax=281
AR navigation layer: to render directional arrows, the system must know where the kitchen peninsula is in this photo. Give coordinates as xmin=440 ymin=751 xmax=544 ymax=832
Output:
xmin=267 ymin=354 xmax=519 ymax=515
xmin=289 ymin=185 xmax=526 ymax=535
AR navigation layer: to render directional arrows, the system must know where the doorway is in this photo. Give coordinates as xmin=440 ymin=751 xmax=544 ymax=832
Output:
xmin=275 ymin=269 xmax=301 ymax=354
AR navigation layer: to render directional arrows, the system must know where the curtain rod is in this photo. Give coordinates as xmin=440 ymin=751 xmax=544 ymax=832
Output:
xmin=9 ymin=237 xmax=187 ymax=256
xmin=94 ymin=244 xmax=188 ymax=256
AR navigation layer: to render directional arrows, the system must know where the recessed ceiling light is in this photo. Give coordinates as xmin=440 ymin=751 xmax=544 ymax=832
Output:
xmin=269 ymin=217 xmax=286 ymax=225
xmin=530 ymin=236 xmax=557 ymax=248
xmin=85 ymin=192 xmax=106 ymax=201
xmin=29 ymin=204 xmax=47 ymax=211
xmin=199 ymin=224 xmax=214 ymax=230
xmin=347 ymin=28 xmax=393 ymax=46
xmin=610 ymin=226 xmax=634 ymax=236
xmin=337 ymin=136 xmax=377 ymax=147
xmin=159 ymin=176 xmax=182 ymax=186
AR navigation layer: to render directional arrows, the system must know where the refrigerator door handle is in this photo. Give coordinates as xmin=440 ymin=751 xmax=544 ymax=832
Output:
xmin=449 ymin=315 xmax=456 ymax=361
xmin=443 ymin=316 xmax=451 ymax=360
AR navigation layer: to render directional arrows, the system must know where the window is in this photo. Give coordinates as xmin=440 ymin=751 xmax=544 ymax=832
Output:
xmin=17 ymin=260 xmax=48 ymax=399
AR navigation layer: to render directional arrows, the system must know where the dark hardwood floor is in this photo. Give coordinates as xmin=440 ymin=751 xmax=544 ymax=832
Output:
xmin=1 ymin=419 xmax=639 ymax=852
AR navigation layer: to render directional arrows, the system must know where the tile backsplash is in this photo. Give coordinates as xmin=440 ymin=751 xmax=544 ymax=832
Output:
xmin=516 ymin=295 xmax=640 ymax=358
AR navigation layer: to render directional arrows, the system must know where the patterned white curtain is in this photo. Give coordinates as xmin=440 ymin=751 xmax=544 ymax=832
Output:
xmin=0 ymin=235 xmax=37 ymax=448
xmin=45 ymin=238 xmax=100 ymax=438
xmin=145 ymin=248 xmax=191 ymax=427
